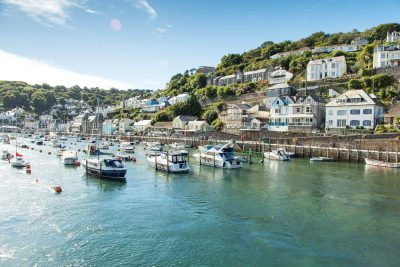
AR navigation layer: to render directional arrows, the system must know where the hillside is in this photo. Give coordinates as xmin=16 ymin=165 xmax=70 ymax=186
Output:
xmin=0 ymin=80 xmax=151 ymax=114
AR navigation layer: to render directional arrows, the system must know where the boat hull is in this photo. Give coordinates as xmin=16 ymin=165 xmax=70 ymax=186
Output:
xmin=147 ymin=156 xmax=190 ymax=173
xmin=82 ymin=160 xmax=127 ymax=181
xmin=193 ymin=154 xmax=242 ymax=169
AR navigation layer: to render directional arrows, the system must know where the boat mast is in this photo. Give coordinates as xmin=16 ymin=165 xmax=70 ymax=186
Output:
xmin=96 ymin=99 xmax=100 ymax=161
xmin=15 ymin=105 xmax=18 ymax=157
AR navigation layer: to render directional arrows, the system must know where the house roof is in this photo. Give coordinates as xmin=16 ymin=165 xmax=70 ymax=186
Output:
xmin=267 ymin=82 xmax=293 ymax=90
xmin=326 ymin=90 xmax=379 ymax=107
xmin=243 ymin=69 xmax=267 ymax=75
xmin=175 ymin=115 xmax=198 ymax=122
xmin=307 ymin=56 xmax=346 ymax=65
xmin=134 ymin=120 xmax=152 ymax=126
xmin=188 ymin=120 xmax=209 ymax=126
xmin=152 ymin=121 xmax=173 ymax=129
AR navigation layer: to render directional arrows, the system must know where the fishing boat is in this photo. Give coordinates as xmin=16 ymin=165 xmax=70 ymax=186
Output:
xmin=365 ymin=158 xmax=400 ymax=168
xmin=193 ymin=144 xmax=242 ymax=169
xmin=84 ymin=142 xmax=98 ymax=155
xmin=264 ymin=150 xmax=290 ymax=161
xmin=35 ymin=138 xmax=44 ymax=145
xmin=61 ymin=150 xmax=79 ymax=165
xmin=1 ymin=150 xmax=12 ymax=160
xmin=147 ymin=150 xmax=190 ymax=173
xmin=310 ymin=156 xmax=335 ymax=162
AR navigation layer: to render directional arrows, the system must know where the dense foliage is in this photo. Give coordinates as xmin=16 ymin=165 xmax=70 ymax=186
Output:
xmin=0 ymin=81 xmax=151 ymax=114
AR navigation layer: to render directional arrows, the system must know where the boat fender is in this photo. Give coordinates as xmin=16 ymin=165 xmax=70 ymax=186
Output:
xmin=75 ymin=161 xmax=81 ymax=167
xmin=26 ymin=169 xmax=31 ymax=174
xmin=48 ymin=152 xmax=51 ymax=155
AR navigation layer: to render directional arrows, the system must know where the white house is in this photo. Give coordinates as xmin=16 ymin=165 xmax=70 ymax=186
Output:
xmin=119 ymin=118 xmax=134 ymax=134
xmin=312 ymin=44 xmax=358 ymax=54
xmin=172 ymin=115 xmax=198 ymax=130
xmin=307 ymin=56 xmax=347 ymax=81
xmin=268 ymin=94 xmax=325 ymax=132
xmin=133 ymin=120 xmax=152 ymax=132
xmin=187 ymin=120 xmax=212 ymax=133
xmin=268 ymin=69 xmax=294 ymax=85
xmin=168 ymin=93 xmax=190 ymax=105
xmin=373 ymin=45 xmax=400 ymax=69
xmin=325 ymin=90 xmax=383 ymax=130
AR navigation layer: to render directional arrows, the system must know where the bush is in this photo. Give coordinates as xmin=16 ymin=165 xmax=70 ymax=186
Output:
xmin=348 ymin=79 xmax=363 ymax=89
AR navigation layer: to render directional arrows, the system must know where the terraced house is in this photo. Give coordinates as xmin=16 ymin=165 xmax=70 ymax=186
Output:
xmin=268 ymin=94 xmax=325 ymax=132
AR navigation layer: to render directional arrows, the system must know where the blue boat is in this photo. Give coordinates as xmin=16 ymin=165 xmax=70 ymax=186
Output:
xmin=82 ymin=157 xmax=127 ymax=181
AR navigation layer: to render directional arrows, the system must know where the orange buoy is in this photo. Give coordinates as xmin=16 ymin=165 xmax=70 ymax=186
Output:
xmin=54 ymin=186 xmax=62 ymax=193
xmin=26 ymin=164 xmax=31 ymax=169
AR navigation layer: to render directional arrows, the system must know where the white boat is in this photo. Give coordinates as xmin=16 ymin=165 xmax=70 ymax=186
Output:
xmin=61 ymin=150 xmax=79 ymax=165
xmin=146 ymin=142 xmax=162 ymax=156
xmin=114 ymin=152 xmax=135 ymax=162
xmin=310 ymin=156 xmax=335 ymax=162
xmin=56 ymin=147 xmax=66 ymax=156
xmin=10 ymin=156 xmax=27 ymax=168
xmin=53 ymin=139 xmax=62 ymax=147
xmin=35 ymin=138 xmax=44 ymax=145
xmin=193 ymin=144 xmax=242 ymax=169
xmin=264 ymin=150 xmax=290 ymax=161
xmin=147 ymin=151 xmax=190 ymax=173
xmin=365 ymin=158 xmax=400 ymax=168
xmin=119 ymin=142 xmax=135 ymax=153
xmin=82 ymin=158 xmax=127 ymax=181
xmin=169 ymin=142 xmax=187 ymax=150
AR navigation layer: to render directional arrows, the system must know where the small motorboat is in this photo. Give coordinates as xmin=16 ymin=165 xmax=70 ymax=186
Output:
xmin=310 ymin=156 xmax=335 ymax=162
xmin=365 ymin=158 xmax=400 ymax=168
xmin=114 ymin=152 xmax=135 ymax=162
xmin=61 ymin=151 xmax=79 ymax=165
xmin=147 ymin=150 xmax=190 ymax=173
xmin=264 ymin=150 xmax=290 ymax=161
xmin=10 ymin=156 xmax=27 ymax=168
xmin=35 ymin=139 xmax=44 ymax=145
xmin=82 ymin=157 xmax=127 ymax=181
xmin=1 ymin=150 xmax=12 ymax=160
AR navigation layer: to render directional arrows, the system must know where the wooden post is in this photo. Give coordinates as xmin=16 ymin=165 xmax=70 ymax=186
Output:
xmin=377 ymin=150 xmax=380 ymax=161
xmin=155 ymin=151 xmax=158 ymax=171
xmin=166 ymin=150 xmax=170 ymax=173
xmin=356 ymin=150 xmax=359 ymax=163
xmin=309 ymin=146 xmax=312 ymax=158
xmin=213 ymin=150 xmax=216 ymax=168
xmin=396 ymin=146 xmax=399 ymax=163
xmin=338 ymin=148 xmax=340 ymax=161
xmin=347 ymin=148 xmax=350 ymax=162
xmin=367 ymin=150 xmax=370 ymax=159
xmin=249 ymin=148 xmax=252 ymax=164
xmin=386 ymin=147 xmax=389 ymax=162
xmin=301 ymin=145 xmax=304 ymax=157
xmin=199 ymin=149 xmax=202 ymax=165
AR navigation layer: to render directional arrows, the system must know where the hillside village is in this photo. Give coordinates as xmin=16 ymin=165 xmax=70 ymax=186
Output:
xmin=2 ymin=23 xmax=400 ymax=139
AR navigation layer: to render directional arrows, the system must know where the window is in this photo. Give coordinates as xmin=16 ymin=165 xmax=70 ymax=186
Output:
xmin=296 ymin=107 xmax=300 ymax=113
xmin=306 ymin=107 xmax=312 ymax=113
xmin=350 ymin=120 xmax=360 ymax=126
xmin=350 ymin=109 xmax=360 ymax=115
xmin=331 ymin=71 xmax=336 ymax=76
xmin=328 ymin=120 xmax=333 ymax=126
xmin=337 ymin=110 xmax=347 ymax=116
xmin=337 ymin=119 xmax=346 ymax=127
xmin=363 ymin=109 xmax=372 ymax=114
xmin=328 ymin=110 xmax=333 ymax=116
xmin=363 ymin=120 xmax=371 ymax=127
xmin=331 ymin=63 xmax=336 ymax=68
xmin=381 ymin=53 xmax=386 ymax=59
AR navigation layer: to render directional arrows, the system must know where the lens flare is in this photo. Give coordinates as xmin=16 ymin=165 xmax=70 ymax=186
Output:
xmin=110 ymin=19 xmax=122 ymax=31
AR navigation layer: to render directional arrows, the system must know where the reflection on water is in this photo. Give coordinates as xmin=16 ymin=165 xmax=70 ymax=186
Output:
xmin=0 ymin=139 xmax=400 ymax=266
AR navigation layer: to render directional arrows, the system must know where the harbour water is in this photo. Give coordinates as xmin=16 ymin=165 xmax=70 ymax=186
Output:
xmin=1 ymin=139 xmax=400 ymax=266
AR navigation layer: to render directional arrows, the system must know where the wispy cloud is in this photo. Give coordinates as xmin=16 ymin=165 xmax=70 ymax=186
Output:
xmin=133 ymin=0 xmax=157 ymax=21
xmin=0 ymin=49 xmax=135 ymax=89
xmin=156 ymin=24 xmax=172 ymax=37
xmin=0 ymin=0 xmax=85 ymax=26
xmin=158 ymin=59 xmax=168 ymax=69
xmin=84 ymin=8 xmax=97 ymax=14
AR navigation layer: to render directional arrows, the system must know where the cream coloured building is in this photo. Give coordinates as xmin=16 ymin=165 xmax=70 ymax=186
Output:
xmin=307 ymin=56 xmax=347 ymax=81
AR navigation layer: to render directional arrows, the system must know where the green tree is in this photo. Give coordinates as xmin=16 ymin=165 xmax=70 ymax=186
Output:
xmin=202 ymin=109 xmax=218 ymax=124
xmin=31 ymin=93 xmax=47 ymax=113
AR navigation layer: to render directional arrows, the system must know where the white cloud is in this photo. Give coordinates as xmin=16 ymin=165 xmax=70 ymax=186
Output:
xmin=0 ymin=49 xmax=135 ymax=90
xmin=156 ymin=27 xmax=167 ymax=34
xmin=133 ymin=0 xmax=157 ymax=21
xmin=84 ymin=8 xmax=97 ymax=14
xmin=0 ymin=0 xmax=85 ymax=26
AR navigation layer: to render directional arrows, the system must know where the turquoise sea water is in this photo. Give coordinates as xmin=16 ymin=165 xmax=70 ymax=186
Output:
xmin=0 ymin=139 xmax=399 ymax=266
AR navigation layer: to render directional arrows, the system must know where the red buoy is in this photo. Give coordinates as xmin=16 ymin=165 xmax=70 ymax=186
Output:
xmin=54 ymin=186 xmax=62 ymax=193
xmin=75 ymin=161 xmax=81 ymax=167
xmin=26 ymin=169 xmax=31 ymax=174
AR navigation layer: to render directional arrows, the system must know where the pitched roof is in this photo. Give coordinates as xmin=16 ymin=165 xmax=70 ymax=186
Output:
xmin=326 ymin=90 xmax=379 ymax=107
xmin=176 ymin=115 xmax=198 ymax=121
xmin=188 ymin=120 xmax=209 ymax=126
xmin=267 ymin=82 xmax=293 ymax=90
xmin=152 ymin=121 xmax=173 ymax=129
xmin=134 ymin=120 xmax=152 ymax=126
xmin=307 ymin=56 xmax=346 ymax=65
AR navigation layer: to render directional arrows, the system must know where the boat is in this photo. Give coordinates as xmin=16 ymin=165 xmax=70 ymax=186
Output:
xmin=146 ymin=142 xmax=162 ymax=156
xmin=10 ymin=156 xmax=27 ymax=168
xmin=114 ymin=151 xmax=135 ymax=162
xmin=60 ymin=137 xmax=68 ymax=141
xmin=82 ymin=100 xmax=127 ymax=181
xmin=264 ymin=150 xmax=290 ymax=161
xmin=193 ymin=144 xmax=242 ymax=169
xmin=310 ymin=156 xmax=335 ymax=162
xmin=365 ymin=158 xmax=400 ymax=168
xmin=169 ymin=142 xmax=187 ymax=150
xmin=147 ymin=150 xmax=190 ymax=173
xmin=35 ymin=138 xmax=44 ymax=145
xmin=1 ymin=150 xmax=12 ymax=160
xmin=84 ymin=142 xmax=98 ymax=155
xmin=119 ymin=142 xmax=135 ymax=153
xmin=61 ymin=150 xmax=79 ymax=165
xmin=56 ymin=147 xmax=66 ymax=156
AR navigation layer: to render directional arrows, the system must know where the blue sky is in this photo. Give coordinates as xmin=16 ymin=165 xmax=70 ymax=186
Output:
xmin=0 ymin=0 xmax=399 ymax=90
